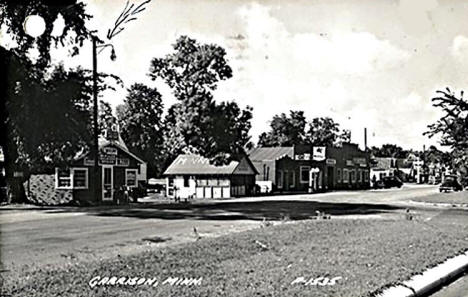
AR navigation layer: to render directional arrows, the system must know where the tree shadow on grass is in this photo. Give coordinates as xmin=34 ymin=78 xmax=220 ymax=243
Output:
xmin=46 ymin=200 xmax=404 ymax=221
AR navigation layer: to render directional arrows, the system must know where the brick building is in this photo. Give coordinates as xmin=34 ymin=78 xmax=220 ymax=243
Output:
xmin=249 ymin=143 xmax=371 ymax=193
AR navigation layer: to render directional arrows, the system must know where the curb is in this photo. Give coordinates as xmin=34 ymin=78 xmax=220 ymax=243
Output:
xmin=376 ymin=250 xmax=468 ymax=297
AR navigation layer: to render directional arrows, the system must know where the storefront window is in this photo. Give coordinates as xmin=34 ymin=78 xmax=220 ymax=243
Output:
xmin=277 ymin=171 xmax=283 ymax=188
xmin=300 ymin=166 xmax=310 ymax=184
xmin=290 ymin=171 xmax=295 ymax=188
xmin=73 ymin=168 xmax=88 ymax=189
xmin=343 ymin=169 xmax=349 ymax=183
xmin=56 ymin=168 xmax=88 ymax=189
xmin=197 ymin=178 xmax=207 ymax=186
xmin=219 ymin=179 xmax=230 ymax=186
xmin=208 ymin=178 xmax=218 ymax=186
xmin=126 ymin=169 xmax=138 ymax=187
xmin=56 ymin=168 xmax=71 ymax=188
xmin=337 ymin=169 xmax=342 ymax=183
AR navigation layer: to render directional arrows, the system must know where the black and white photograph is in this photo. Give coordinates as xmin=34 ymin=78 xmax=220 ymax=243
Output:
xmin=1 ymin=0 xmax=468 ymax=296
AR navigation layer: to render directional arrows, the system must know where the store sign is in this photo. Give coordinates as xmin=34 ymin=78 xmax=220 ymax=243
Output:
xmin=346 ymin=160 xmax=354 ymax=166
xmin=326 ymin=158 xmax=336 ymax=165
xmin=353 ymin=157 xmax=367 ymax=167
xmin=116 ymin=158 xmax=130 ymax=166
xmin=99 ymin=155 xmax=116 ymax=165
xmin=312 ymin=147 xmax=326 ymax=161
xmin=84 ymin=154 xmax=124 ymax=166
xmin=102 ymin=147 xmax=118 ymax=155
xmin=295 ymin=153 xmax=311 ymax=161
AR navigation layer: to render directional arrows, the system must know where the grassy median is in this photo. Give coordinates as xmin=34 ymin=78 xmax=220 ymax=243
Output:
xmin=4 ymin=210 xmax=468 ymax=297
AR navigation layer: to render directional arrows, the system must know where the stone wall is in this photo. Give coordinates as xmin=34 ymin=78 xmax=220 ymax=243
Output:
xmin=24 ymin=174 xmax=73 ymax=205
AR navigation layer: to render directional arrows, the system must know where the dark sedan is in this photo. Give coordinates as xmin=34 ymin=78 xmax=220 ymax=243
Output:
xmin=439 ymin=176 xmax=463 ymax=192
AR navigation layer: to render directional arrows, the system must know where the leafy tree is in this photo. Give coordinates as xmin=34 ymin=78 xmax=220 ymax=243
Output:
xmin=370 ymin=144 xmax=407 ymax=158
xmin=0 ymin=0 xmax=91 ymax=67
xmin=98 ymin=100 xmax=114 ymax=136
xmin=2 ymin=52 xmax=92 ymax=175
xmin=117 ymin=83 xmax=165 ymax=177
xmin=149 ymin=36 xmax=252 ymax=164
xmin=258 ymin=113 xmax=349 ymax=147
xmin=305 ymin=117 xmax=341 ymax=146
xmin=425 ymin=88 xmax=468 ymax=150
xmin=258 ymin=111 xmax=306 ymax=147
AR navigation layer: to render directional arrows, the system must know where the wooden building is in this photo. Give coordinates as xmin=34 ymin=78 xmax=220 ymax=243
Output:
xmin=164 ymin=154 xmax=257 ymax=199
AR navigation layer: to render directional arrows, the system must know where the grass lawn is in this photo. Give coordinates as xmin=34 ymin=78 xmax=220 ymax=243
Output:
xmin=3 ymin=210 xmax=468 ymax=297
xmin=411 ymin=190 xmax=468 ymax=206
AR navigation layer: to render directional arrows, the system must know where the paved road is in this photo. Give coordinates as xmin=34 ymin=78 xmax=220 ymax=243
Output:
xmin=0 ymin=185 xmax=460 ymax=278
xmin=431 ymin=274 xmax=468 ymax=297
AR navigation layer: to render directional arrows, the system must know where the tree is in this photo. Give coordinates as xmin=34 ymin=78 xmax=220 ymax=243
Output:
xmin=0 ymin=0 xmax=91 ymax=67
xmin=425 ymin=88 xmax=468 ymax=150
xmin=2 ymin=52 xmax=93 ymax=175
xmin=305 ymin=117 xmax=341 ymax=146
xmin=149 ymin=36 xmax=253 ymax=164
xmin=370 ymin=144 xmax=407 ymax=158
xmin=424 ymin=88 xmax=468 ymax=174
xmin=258 ymin=111 xmax=307 ymax=147
xmin=258 ymin=113 xmax=349 ymax=147
xmin=117 ymin=83 xmax=165 ymax=177
xmin=98 ymin=100 xmax=114 ymax=136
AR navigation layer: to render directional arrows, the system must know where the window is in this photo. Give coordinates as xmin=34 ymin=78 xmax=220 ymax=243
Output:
xmin=168 ymin=178 xmax=174 ymax=187
xmin=183 ymin=175 xmax=190 ymax=187
xmin=300 ymin=166 xmax=310 ymax=184
xmin=350 ymin=170 xmax=356 ymax=183
xmin=73 ymin=168 xmax=88 ymax=189
xmin=125 ymin=169 xmax=138 ymax=187
xmin=56 ymin=168 xmax=72 ymax=189
xmin=55 ymin=168 xmax=88 ymax=189
xmin=337 ymin=169 xmax=342 ymax=183
xmin=290 ymin=171 xmax=295 ymax=188
xmin=197 ymin=178 xmax=207 ymax=186
xmin=277 ymin=171 xmax=283 ymax=189
xmin=343 ymin=169 xmax=349 ymax=183
xmin=364 ymin=171 xmax=369 ymax=182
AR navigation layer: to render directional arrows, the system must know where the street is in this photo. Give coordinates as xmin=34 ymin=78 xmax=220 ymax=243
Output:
xmin=430 ymin=274 xmax=468 ymax=297
xmin=1 ymin=185 xmax=466 ymax=283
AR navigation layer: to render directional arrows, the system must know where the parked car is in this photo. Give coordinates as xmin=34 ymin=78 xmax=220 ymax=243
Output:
xmin=439 ymin=175 xmax=463 ymax=192
xmin=375 ymin=176 xmax=403 ymax=189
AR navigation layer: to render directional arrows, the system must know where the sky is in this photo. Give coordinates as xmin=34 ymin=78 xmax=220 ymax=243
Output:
xmin=15 ymin=0 xmax=468 ymax=150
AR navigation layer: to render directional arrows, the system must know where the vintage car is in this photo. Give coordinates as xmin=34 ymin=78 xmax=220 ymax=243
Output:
xmin=439 ymin=175 xmax=463 ymax=192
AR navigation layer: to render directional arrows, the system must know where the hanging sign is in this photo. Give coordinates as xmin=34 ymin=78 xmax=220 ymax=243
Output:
xmin=312 ymin=147 xmax=326 ymax=161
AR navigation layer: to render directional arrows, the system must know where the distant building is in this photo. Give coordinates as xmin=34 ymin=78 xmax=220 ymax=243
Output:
xmin=249 ymin=143 xmax=371 ymax=193
xmin=370 ymin=157 xmax=414 ymax=185
xmin=163 ymin=154 xmax=258 ymax=199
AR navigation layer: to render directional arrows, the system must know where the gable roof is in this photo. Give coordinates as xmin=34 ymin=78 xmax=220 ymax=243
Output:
xmin=163 ymin=154 xmax=257 ymax=175
xmin=74 ymin=136 xmax=145 ymax=164
xmin=248 ymin=147 xmax=294 ymax=161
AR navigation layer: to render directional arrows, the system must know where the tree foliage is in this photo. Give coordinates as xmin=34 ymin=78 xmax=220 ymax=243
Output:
xmin=370 ymin=144 xmax=408 ymax=159
xmin=258 ymin=112 xmax=349 ymax=147
xmin=258 ymin=111 xmax=306 ymax=147
xmin=1 ymin=49 xmax=92 ymax=174
xmin=149 ymin=36 xmax=252 ymax=165
xmin=424 ymin=88 xmax=468 ymax=150
xmin=117 ymin=83 xmax=165 ymax=177
xmin=0 ymin=0 xmax=91 ymax=67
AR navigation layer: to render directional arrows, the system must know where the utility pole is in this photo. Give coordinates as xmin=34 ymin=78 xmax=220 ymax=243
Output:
xmin=92 ymin=36 xmax=100 ymax=203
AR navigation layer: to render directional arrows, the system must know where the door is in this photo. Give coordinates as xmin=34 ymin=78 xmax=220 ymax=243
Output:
xmin=102 ymin=165 xmax=113 ymax=201
xmin=327 ymin=167 xmax=334 ymax=190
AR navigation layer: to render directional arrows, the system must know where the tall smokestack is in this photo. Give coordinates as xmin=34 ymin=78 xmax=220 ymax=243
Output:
xmin=364 ymin=128 xmax=367 ymax=151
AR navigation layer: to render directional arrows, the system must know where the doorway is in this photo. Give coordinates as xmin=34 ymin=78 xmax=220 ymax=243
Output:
xmin=102 ymin=165 xmax=113 ymax=201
